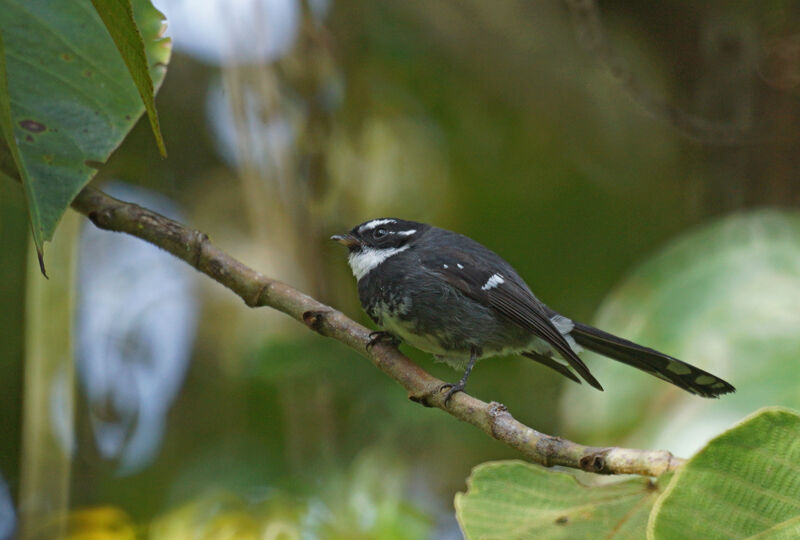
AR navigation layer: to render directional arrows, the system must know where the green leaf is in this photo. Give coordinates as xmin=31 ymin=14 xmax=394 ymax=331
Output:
xmin=0 ymin=30 xmax=21 ymax=181
xmin=750 ymin=516 xmax=800 ymax=540
xmin=89 ymin=0 xmax=166 ymax=157
xmin=455 ymin=461 xmax=667 ymax=540
xmin=749 ymin=516 xmax=800 ymax=540
xmin=0 ymin=28 xmax=45 ymax=270
xmin=649 ymin=407 xmax=800 ymax=540
xmin=0 ymin=0 xmax=170 ymax=252
xmin=560 ymin=211 xmax=800 ymax=457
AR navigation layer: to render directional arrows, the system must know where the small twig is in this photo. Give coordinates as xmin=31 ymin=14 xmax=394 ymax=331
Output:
xmin=70 ymin=186 xmax=684 ymax=476
xmin=565 ymin=0 xmax=751 ymax=145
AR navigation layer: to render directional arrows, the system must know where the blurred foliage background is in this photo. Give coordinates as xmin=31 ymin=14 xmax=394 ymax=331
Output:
xmin=2 ymin=0 xmax=800 ymax=537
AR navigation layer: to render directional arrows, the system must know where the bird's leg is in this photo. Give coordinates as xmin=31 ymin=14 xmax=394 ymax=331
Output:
xmin=443 ymin=347 xmax=479 ymax=406
xmin=366 ymin=330 xmax=401 ymax=351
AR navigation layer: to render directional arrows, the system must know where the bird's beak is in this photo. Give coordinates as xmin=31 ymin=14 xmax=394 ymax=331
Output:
xmin=331 ymin=233 xmax=361 ymax=249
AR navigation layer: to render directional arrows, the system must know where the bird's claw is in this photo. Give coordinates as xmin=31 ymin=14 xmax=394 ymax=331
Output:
xmin=441 ymin=382 xmax=465 ymax=407
xmin=366 ymin=331 xmax=401 ymax=351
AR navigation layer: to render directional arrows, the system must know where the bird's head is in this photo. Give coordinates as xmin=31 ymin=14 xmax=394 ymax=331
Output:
xmin=331 ymin=218 xmax=428 ymax=279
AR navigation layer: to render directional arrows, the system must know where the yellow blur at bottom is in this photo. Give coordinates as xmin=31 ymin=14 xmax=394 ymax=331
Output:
xmin=30 ymin=506 xmax=136 ymax=540
xmin=29 ymin=497 xmax=301 ymax=540
xmin=149 ymin=493 xmax=301 ymax=540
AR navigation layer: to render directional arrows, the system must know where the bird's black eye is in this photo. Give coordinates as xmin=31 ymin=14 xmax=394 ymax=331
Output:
xmin=373 ymin=228 xmax=388 ymax=239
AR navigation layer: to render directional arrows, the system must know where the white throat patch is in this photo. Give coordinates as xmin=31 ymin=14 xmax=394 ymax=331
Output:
xmin=348 ymin=245 xmax=410 ymax=280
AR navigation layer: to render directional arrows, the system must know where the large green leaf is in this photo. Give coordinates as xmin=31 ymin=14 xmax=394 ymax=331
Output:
xmin=455 ymin=461 xmax=667 ymax=539
xmin=560 ymin=211 xmax=800 ymax=457
xmin=0 ymin=0 xmax=170 ymax=253
xmin=649 ymin=408 xmax=800 ymax=540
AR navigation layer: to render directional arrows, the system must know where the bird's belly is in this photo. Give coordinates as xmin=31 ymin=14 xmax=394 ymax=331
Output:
xmin=366 ymin=284 xmax=581 ymax=369
xmin=379 ymin=309 xmax=535 ymax=366
xmin=380 ymin=311 xmax=452 ymax=356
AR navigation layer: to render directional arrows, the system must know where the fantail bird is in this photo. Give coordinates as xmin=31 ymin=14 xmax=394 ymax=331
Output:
xmin=333 ymin=218 xmax=734 ymax=404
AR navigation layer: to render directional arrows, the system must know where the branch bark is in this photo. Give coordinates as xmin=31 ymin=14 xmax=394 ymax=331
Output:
xmin=70 ymin=186 xmax=684 ymax=477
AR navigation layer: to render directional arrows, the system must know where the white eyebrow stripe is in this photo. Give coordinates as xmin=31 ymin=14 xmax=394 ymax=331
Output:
xmin=481 ymin=273 xmax=505 ymax=290
xmin=396 ymin=229 xmax=416 ymax=236
xmin=358 ymin=219 xmax=396 ymax=233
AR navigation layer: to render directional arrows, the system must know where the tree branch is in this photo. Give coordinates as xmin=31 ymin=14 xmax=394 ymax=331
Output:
xmin=70 ymin=186 xmax=684 ymax=477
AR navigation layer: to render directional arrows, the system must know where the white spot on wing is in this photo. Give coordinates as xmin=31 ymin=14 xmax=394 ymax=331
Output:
xmin=358 ymin=219 xmax=396 ymax=233
xmin=548 ymin=315 xmax=582 ymax=353
xmin=457 ymin=263 xmax=464 ymax=269
xmin=442 ymin=264 xmax=448 ymax=269
xmin=564 ymin=333 xmax=583 ymax=353
xmin=348 ymin=245 xmax=409 ymax=280
xmin=550 ymin=314 xmax=574 ymax=334
xmin=481 ymin=273 xmax=505 ymax=290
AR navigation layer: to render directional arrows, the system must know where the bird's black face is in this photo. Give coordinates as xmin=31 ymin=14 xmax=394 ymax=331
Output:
xmin=331 ymin=218 xmax=426 ymax=253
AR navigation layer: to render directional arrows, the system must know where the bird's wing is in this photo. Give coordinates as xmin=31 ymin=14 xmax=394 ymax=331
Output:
xmin=521 ymin=351 xmax=581 ymax=384
xmin=420 ymin=248 xmax=602 ymax=390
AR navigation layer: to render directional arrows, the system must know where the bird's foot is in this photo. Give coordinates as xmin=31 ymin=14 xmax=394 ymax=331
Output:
xmin=440 ymin=347 xmax=478 ymax=407
xmin=366 ymin=331 xmax=401 ymax=351
xmin=440 ymin=382 xmax=466 ymax=407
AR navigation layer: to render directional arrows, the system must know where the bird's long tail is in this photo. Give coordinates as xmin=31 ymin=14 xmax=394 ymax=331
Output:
xmin=570 ymin=321 xmax=735 ymax=398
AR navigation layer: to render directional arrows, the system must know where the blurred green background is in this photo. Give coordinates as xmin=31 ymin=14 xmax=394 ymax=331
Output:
xmin=2 ymin=0 xmax=800 ymax=537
